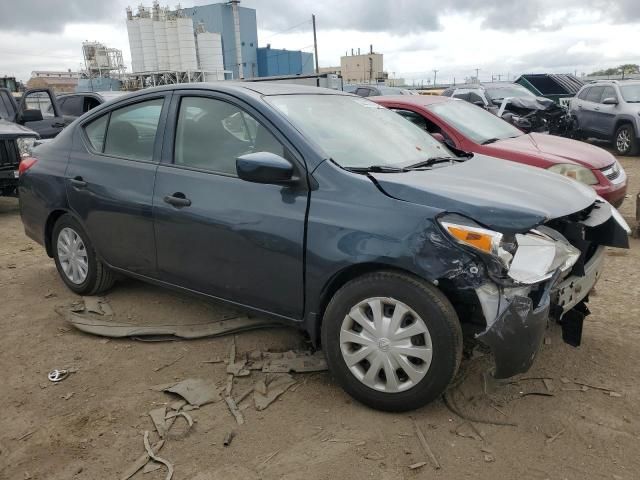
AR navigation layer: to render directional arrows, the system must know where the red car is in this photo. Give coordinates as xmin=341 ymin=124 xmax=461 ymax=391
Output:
xmin=372 ymin=95 xmax=627 ymax=207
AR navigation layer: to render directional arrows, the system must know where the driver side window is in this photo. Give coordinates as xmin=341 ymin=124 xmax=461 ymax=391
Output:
xmin=174 ymin=97 xmax=284 ymax=175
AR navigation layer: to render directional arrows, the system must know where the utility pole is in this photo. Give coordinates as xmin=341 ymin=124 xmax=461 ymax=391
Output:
xmin=433 ymin=69 xmax=438 ymax=87
xmin=475 ymin=68 xmax=480 ymax=82
xmin=312 ymin=14 xmax=319 ymax=74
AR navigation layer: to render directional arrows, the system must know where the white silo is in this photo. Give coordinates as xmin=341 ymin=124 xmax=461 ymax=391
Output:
xmin=126 ymin=19 xmax=144 ymax=73
xmin=166 ymin=19 xmax=181 ymax=71
xmin=177 ymin=17 xmax=198 ymax=71
xmin=138 ymin=17 xmax=157 ymax=72
xmin=153 ymin=19 xmax=169 ymax=70
xmin=197 ymin=32 xmax=225 ymax=81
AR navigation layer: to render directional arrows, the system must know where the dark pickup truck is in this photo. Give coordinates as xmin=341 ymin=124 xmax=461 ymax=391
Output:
xmin=0 ymin=87 xmax=68 ymax=139
xmin=0 ymin=119 xmax=38 ymax=196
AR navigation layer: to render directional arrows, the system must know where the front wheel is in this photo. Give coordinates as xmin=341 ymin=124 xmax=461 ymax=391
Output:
xmin=321 ymin=271 xmax=462 ymax=412
xmin=614 ymin=124 xmax=638 ymax=156
xmin=52 ymin=214 xmax=115 ymax=295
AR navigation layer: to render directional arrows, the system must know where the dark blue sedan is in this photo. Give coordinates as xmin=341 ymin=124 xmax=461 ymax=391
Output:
xmin=18 ymin=83 xmax=628 ymax=411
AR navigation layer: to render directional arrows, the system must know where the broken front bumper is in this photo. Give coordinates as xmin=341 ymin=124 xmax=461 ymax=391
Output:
xmin=474 ymin=243 xmax=606 ymax=379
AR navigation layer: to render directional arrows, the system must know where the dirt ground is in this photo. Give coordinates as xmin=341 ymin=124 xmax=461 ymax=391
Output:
xmin=1 ymin=152 xmax=639 ymax=480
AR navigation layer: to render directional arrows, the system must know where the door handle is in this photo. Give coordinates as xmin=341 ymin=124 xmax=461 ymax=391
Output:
xmin=577 ymin=104 xmax=583 ymax=108
xmin=69 ymin=176 xmax=87 ymax=188
xmin=52 ymin=122 xmax=66 ymax=128
xmin=594 ymin=107 xmax=600 ymax=111
xmin=164 ymin=193 xmax=192 ymax=208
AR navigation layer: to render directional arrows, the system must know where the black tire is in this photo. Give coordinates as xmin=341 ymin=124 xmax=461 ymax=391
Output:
xmin=321 ymin=271 xmax=462 ymax=412
xmin=614 ymin=123 xmax=638 ymax=156
xmin=52 ymin=214 xmax=115 ymax=295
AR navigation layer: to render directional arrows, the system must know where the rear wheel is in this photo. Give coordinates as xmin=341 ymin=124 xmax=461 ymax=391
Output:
xmin=321 ymin=271 xmax=462 ymax=412
xmin=52 ymin=214 xmax=115 ymax=295
xmin=614 ymin=124 xmax=638 ymax=156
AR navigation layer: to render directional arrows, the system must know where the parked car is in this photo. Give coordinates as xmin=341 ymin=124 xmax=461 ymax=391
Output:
xmin=570 ymin=80 xmax=640 ymax=156
xmin=18 ymin=83 xmax=629 ymax=411
xmin=372 ymin=95 xmax=628 ymax=207
xmin=0 ymin=87 xmax=68 ymax=138
xmin=350 ymin=84 xmax=417 ymax=97
xmin=53 ymin=91 xmax=126 ymax=122
xmin=0 ymin=119 xmax=38 ymax=196
xmin=442 ymin=82 xmax=573 ymax=135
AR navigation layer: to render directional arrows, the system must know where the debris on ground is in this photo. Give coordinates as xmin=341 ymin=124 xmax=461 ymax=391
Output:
xmin=47 ymin=369 xmax=69 ymax=383
xmin=413 ymin=419 xmax=441 ymax=470
xmin=545 ymin=429 xmax=565 ymax=445
xmin=261 ymin=351 xmax=328 ymax=373
xmin=224 ymin=395 xmax=244 ymax=425
xmin=153 ymin=355 xmax=184 ymax=373
xmin=254 ymin=374 xmax=296 ymax=411
xmin=82 ymin=296 xmax=114 ymax=316
xmin=120 ymin=439 xmax=165 ymax=480
xmin=223 ymin=431 xmax=235 ymax=447
xmin=408 ymin=461 xmax=427 ymax=470
xmin=364 ymin=452 xmax=384 ymax=460
xmin=143 ymin=431 xmax=174 ymax=480
xmin=226 ymin=359 xmax=251 ymax=377
xmin=162 ymin=378 xmax=222 ymax=407
xmin=453 ymin=422 xmax=482 ymax=441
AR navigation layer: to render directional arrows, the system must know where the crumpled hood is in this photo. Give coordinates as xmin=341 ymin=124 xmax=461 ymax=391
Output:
xmin=0 ymin=119 xmax=39 ymax=139
xmin=371 ymin=154 xmax=596 ymax=233
xmin=487 ymin=133 xmax=615 ymax=169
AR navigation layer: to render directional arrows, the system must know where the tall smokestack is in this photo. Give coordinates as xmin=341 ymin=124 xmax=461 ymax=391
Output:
xmin=370 ymin=44 xmax=373 ymax=54
xmin=358 ymin=48 xmax=360 ymax=55
xmin=229 ymin=0 xmax=244 ymax=79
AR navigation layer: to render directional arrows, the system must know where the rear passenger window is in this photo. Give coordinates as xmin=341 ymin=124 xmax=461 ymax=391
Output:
xmin=84 ymin=114 xmax=109 ymax=152
xmin=585 ymin=86 xmax=604 ymax=103
xmin=577 ymin=87 xmax=590 ymax=100
xmin=103 ymin=98 xmax=164 ymax=161
xmin=355 ymin=88 xmax=371 ymax=97
xmin=174 ymin=96 xmax=284 ymax=175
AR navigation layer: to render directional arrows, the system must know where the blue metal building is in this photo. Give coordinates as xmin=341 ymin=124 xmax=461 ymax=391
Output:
xmin=182 ymin=3 xmax=258 ymax=79
xmin=257 ymin=46 xmax=314 ymax=77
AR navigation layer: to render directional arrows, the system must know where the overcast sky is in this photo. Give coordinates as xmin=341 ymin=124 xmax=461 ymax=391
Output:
xmin=1 ymin=0 xmax=638 ymax=84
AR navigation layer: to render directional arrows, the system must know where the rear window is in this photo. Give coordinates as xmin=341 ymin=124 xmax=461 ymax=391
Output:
xmin=84 ymin=114 xmax=109 ymax=152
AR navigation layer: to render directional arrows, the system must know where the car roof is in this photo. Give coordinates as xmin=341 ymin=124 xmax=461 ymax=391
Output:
xmin=123 ymin=82 xmax=347 ymax=97
xmin=371 ymin=95 xmax=451 ymax=107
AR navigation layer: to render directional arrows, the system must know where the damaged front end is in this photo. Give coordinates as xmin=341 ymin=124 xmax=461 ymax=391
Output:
xmin=495 ymin=97 xmax=574 ymax=136
xmin=439 ymin=199 xmax=630 ymax=379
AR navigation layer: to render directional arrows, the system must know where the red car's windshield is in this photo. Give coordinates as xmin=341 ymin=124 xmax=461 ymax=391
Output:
xmin=428 ymin=100 xmax=524 ymax=144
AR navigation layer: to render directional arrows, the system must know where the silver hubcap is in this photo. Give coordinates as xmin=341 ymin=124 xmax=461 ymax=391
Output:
xmin=617 ymin=129 xmax=630 ymax=152
xmin=57 ymin=227 xmax=89 ymax=285
xmin=339 ymin=297 xmax=433 ymax=393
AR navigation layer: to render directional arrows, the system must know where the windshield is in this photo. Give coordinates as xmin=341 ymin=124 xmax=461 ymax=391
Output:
xmin=429 ymin=99 xmax=524 ymax=144
xmin=620 ymin=84 xmax=640 ymax=103
xmin=485 ymin=85 xmax=535 ymax=100
xmin=267 ymin=94 xmax=453 ymax=169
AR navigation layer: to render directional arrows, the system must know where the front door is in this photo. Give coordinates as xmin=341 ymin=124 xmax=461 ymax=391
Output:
xmin=153 ymin=92 xmax=308 ymax=319
xmin=65 ymin=95 xmax=170 ymax=275
xmin=592 ymin=86 xmax=618 ymax=137
xmin=19 ymin=89 xmax=67 ymax=138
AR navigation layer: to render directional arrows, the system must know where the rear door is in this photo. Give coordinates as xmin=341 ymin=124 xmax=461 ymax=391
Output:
xmin=580 ymin=86 xmax=604 ymax=135
xmin=65 ymin=93 xmax=171 ymax=276
xmin=153 ymin=90 xmax=308 ymax=319
xmin=592 ymin=86 xmax=618 ymax=137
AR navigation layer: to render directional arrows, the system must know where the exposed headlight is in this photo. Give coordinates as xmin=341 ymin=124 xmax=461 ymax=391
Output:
xmin=547 ymin=163 xmax=598 ymax=185
xmin=439 ymin=214 xmax=580 ymax=285
xmin=17 ymin=137 xmax=37 ymax=158
xmin=438 ymin=214 xmax=514 ymax=267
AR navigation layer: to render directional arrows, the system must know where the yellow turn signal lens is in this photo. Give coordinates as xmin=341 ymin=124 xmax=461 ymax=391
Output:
xmin=445 ymin=225 xmax=493 ymax=253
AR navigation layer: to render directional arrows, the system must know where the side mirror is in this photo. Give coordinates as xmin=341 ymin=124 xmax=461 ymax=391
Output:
xmin=602 ymin=97 xmax=618 ymax=105
xmin=431 ymin=132 xmax=445 ymax=143
xmin=236 ymin=152 xmax=295 ymax=185
xmin=20 ymin=109 xmax=44 ymax=123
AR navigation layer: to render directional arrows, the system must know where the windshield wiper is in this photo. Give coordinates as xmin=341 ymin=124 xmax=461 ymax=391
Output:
xmin=345 ymin=165 xmax=407 ymax=173
xmin=481 ymin=138 xmax=501 ymax=145
xmin=404 ymin=157 xmax=456 ymax=169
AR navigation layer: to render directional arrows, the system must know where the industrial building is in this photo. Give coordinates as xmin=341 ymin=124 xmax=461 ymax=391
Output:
xmin=26 ymin=70 xmax=79 ymax=93
xmin=125 ymin=2 xmax=228 ymax=89
xmin=340 ymin=47 xmax=385 ymax=84
xmin=257 ymin=45 xmax=314 ymax=77
xmin=77 ymin=41 xmax=125 ymax=92
xmin=182 ymin=1 xmax=257 ymax=79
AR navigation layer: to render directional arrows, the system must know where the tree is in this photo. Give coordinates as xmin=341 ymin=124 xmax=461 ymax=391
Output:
xmin=589 ymin=64 xmax=639 ymax=77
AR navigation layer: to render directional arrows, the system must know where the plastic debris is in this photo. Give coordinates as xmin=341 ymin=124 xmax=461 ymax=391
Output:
xmin=262 ymin=351 xmax=328 ymax=373
xmin=119 ymin=439 xmax=165 ymax=480
xmin=253 ymin=374 xmax=296 ymax=411
xmin=163 ymin=378 xmax=221 ymax=407
xmin=223 ymin=431 xmax=235 ymax=447
xmin=143 ymin=431 xmax=173 ymax=480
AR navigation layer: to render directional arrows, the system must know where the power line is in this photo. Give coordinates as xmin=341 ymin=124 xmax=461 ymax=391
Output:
xmin=262 ymin=19 xmax=312 ymax=40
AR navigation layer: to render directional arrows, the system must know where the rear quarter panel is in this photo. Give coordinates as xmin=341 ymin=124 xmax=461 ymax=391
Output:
xmin=19 ymin=127 xmax=73 ymax=247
